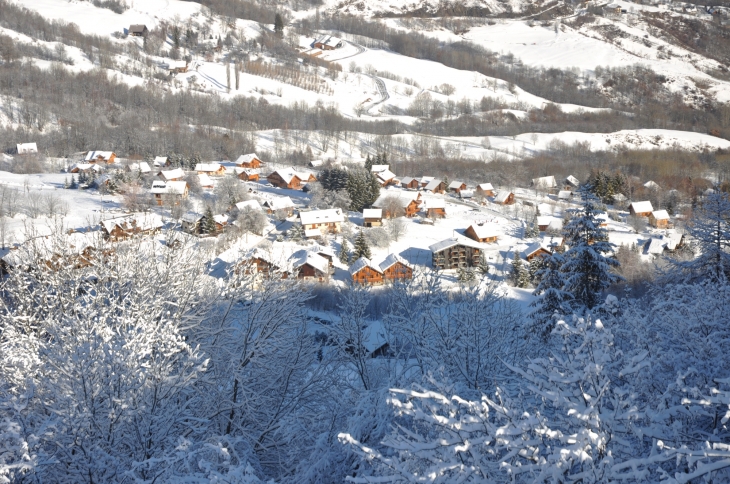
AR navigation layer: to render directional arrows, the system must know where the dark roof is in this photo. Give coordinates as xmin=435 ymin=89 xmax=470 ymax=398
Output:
xmin=129 ymin=24 xmax=148 ymax=34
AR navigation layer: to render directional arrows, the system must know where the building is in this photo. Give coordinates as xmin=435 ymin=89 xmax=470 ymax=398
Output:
xmin=313 ymin=35 xmax=343 ymax=50
xmin=267 ymin=168 xmax=309 ymax=190
xmin=400 ymin=177 xmax=420 ymax=190
xmin=153 ymin=156 xmax=170 ymax=167
xmin=194 ymin=163 xmax=226 ymax=176
xmin=234 ymin=167 xmax=260 ymax=182
xmin=475 ymin=183 xmax=495 ymax=197
xmin=292 ymin=252 xmax=330 ymax=282
xmin=125 ymin=162 xmax=151 ymax=174
xmin=649 ymin=210 xmax=670 ymax=228
xmin=419 ymin=176 xmax=435 ymax=187
xmin=85 ymin=151 xmax=116 ymax=164
xmin=629 ymin=201 xmax=654 ymax=217
xmin=423 ymin=179 xmax=446 ymax=194
xmin=151 ymin=180 xmax=188 ymax=206
xmin=558 ymin=190 xmax=573 ymax=200
xmin=158 ymin=168 xmax=185 ymax=182
xmin=375 ymin=169 xmax=397 ymax=186
xmin=521 ymin=242 xmax=552 ymax=262
xmin=425 ymin=199 xmax=446 ymax=219
xmin=537 ymin=216 xmax=563 ymax=232
xmin=350 ymin=257 xmax=384 ymax=285
xmin=198 ymin=174 xmax=214 ymax=189
xmin=363 ymin=208 xmax=383 ymax=227
xmin=262 ymin=197 xmax=295 ymax=216
xmin=101 ymin=213 xmax=164 ymax=240
xmin=459 ymin=190 xmax=474 ymax=200
xmin=69 ymin=163 xmax=102 ymax=174
xmin=531 ymin=176 xmax=557 ymax=190
xmin=373 ymin=192 xmax=422 ymax=218
xmin=16 ymin=142 xmax=38 ymax=155
xmin=464 ymin=223 xmax=499 ymax=243
xmin=167 ymin=60 xmax=188 ymax=74
xmin=129 ymin=24 xmax=148 ymax=36
xmin=429 ymin=238 xmax=483 ymax=270
xmin=379 ymin=254 xmax=413 ymax=282
xmin=448 ymin=181 xmax=467 ymax=194
xmin=564 ymin=175 xmax=580 ymax=190
xmin=181 ymin=212 xmax=228 ymax=235
xmin=299 ymin=209 xmax=345 ymax=236
xmin=235 ymin=153 xmax=263 ymax=168
xmin=493 ymin=191 xmax=515 ymax=205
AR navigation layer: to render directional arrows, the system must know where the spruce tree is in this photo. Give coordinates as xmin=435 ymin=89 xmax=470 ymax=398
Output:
xmin=353 ymin=230 xmax=371 ymax=260
xmin=529 ymin=250 xmax=572 ymax=339
xmin=525 ymin=215 xmax=540 ymax=238
xmin=529 ymin=256 xmax=546 ymax=286
xmin=64 ymin=177 xmax=70 ymax=189
xmin=511 ymin=251 xmax=529 ymax=288
xmin=457 ymin=266 xmax=476 ymax=284
xmin=477 ymin=251 xmax=490 ymax=276
xmin=364 ymin=154 xmax=373 ymax=172
xmin=71 ymin=175 xmax=78 ymax=189
xmin=561 ymin=186 xmax=622 ymax=309
xmin=274 ymin=13 xmax=284 ymax=35
xmin=202 ymin=207 xmax=217 ymax=235
xmin=339 ymin=239 xmax=351 ymax=264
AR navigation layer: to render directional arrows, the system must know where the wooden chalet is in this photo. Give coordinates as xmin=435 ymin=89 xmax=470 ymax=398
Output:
xmin=101 ymin=213 xmax=163 ymax=240
xmin=69 ymin=163 xmax=102 ymax=174
xmin=423 ymin=179 xmax=446 ymax=194
xmin=85 ymin=151 xmax=116 ymax=164
xmin=375 ymin=168 xmax=397 ymax=186
xmin=493 ymin=191 xmax=515 ymax=205
xmin=350 ymin=257 xmax=384 ymax=285
xmin=153 ymin=156 xmax=170 ymax=167
xmin=419 ymin=176 xmax=435 ymax=187
xmin=313 ymin=35 xmax=343 ymax=50
xmin=464 ymin=223 xmax=499 ymax=243
xmin=521 ymin=242 xmax=552 ymax=262
xmin=129 ymin=24 xmax=149 ymax=37
xmin=425 ymin=199 xmax=446 ymax=219
xmin=16 ymin=143 xmax=38 ymax=155
xmin=194 ymin=163 xmax=226 ymax=177
xmin=429 ymin=238 xmax=482 ymax=270
xmin=537 ymin=216 xmax=563 ymax=232
xmin=400 ymin=177 xmax=420 ymax=190
xmin=125 ymin=162 xmax=151 ymax=174
xmin=629 ymin=201 xmax=653 ymax=217
xmin=300 ymin=209 xmax=344 ymax=235
xmin=182 ymin=212 xmax=228 ymax=235
xmin=363 ymin=208 xmax=383 ymax=227
xmin=198 ymin=174 xmax=214 ymax=189
xmin=373 ymin=192 xmax=422 ymax=218
xmin=476 ymin=183 xmax=495 ymax=197
xmin=649 ymin=210 xmax=670 ymax=228
xmin=379 ymin=254 xmax=413 ymax=282
xmin=449 ymin=181 xmax=467 ymax=194
xmin=235 ymin=167 xmax=260 ymax=182
xmin=292 ymin=253 xmax=330 ymax=282
xmin=531 ymin=176 xmax=557 ymax=191
xmin=235 ymin=153 xmax=263 ymax=168
xmin=564 ymin=175 xmax=580 ymax=191
xmin=151 ymin=180 xmax=188 ymax=206
xmin=158 ymin=168 xmax=185 ymax=181
xmin=267 ymin=168 xmax=305 ymax=189
xmin=262 ymin=197 xmax=295 ymax=216
xmin=167 ymin=61 xmax=188 ymax=74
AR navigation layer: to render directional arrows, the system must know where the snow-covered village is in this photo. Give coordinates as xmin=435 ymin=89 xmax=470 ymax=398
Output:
xmin=2 ymin=0 xmax=730 ymax=482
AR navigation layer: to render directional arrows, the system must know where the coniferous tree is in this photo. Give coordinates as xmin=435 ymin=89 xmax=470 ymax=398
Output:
xmin=528 ymin=256 xmax=546 ymax=286
xmin=71 ymin=175 xmax=78 ymax=189
xmin=477 ymin=251 xmax=490 ymax=276
xmin=353 ymin=230 xmax=371 ymax=260
xmin=202 ymin=207 xmax=217 ymax=235
xmin=511 ymin=251 xmax=529 ymax=288
xmin=339 ymin=239 xmax=351 ymax=264
xmin=274 ymin=13 xmax=284 ymax=35
xmin=529 ymin=250 xmax=572 ymax=339
xmin=364 ymin=154 xmax=373 ymax=173
xmin=64 ymin=177 xmax=70 ymax=189
xmin=561 ymin=186 xmax=621 ymax=309
xmin=525 ymin=215 xmax=540 ymax=239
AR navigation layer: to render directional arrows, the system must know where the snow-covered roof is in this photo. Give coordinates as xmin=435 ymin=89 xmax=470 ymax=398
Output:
xmin=426 ymin=199 xmax=446 ymax=209
xmin=292 ymin=252 xmax=330 ymax=274
xmin=376 ymin=169 xmax=396 ymax=183
xmin=379 ymin=254 xmax=410 ymax=272
xmin=665 ymin=231 xmax=683 ymax=251
xmin=349 ymin=257 xmax=382 ymax=275
xmin=235 ymin=200 xmax=262 ymax=211
xmin=565 ymin=175 xmax=580 ymax=187
xmin=182 ymin=212 xmax=203 ymax=223
xmin=371 ymin=164 xmax=389 ymax=173
xmin=558 ymin=190 xmax=572 ymax=199
xmin=613 ymin=193 xmax=627 ymax=202
xmin=541 ymin=236 xmax=563 ymax=250
xmin=262 ymin=197 xmax=295 ymax=210
xmin=493 ymin=191 xmax=513 ymax=203
xmin=521 ymin=242 xmax=547 ymax=259
xmin=194 ymin=163 xmax=222 ymax=172
xmin=644 ymin=180 xmax=661 ymax=190
xmin=151 ymin=180 xmax=187 ymax=195
xmin=167 ymin=60 xmax=187 ymax=70
xmin=198 ymin=174 xmax=214 ymax=187
xmin=419 ymin=176 xmax=435 ymax=184
xmin=363 ymin=208 xmax=383 ymax=218
xmin=460 ymin=190 xmax=474 ymax=199
xmin=235 ymin=153 xmax=260 ymax=165
xmin=101 ymin=213 xmax=164 ymax=234
xmin=532 ymin=176 xmax=557 ymax=188
xmin=652 ymin=210 xmax=669 ymax=220
xmin=153 ymin=156 xmax=168 ymax=166
xmin=423 ymin=179 xmax=443 ymax=191
xmin=400 ymin=177 xmax=417 ymax=185
xmin=300 ymin=209 xmax=344 ymax=226
xmin=630 ymin=201 xmax=654 ymax=213
xmin=429 ymin=237 xmax=482 ymax=253
xmin=644 ymin=238 xmax=666 ymax=255
xmin=213 ymin=214 xmax=229 ymax=225
xmin=373 ymin=191 xmax=421 ymax=209
xmin=127 ymin=162 xmax=151 ymax=173
xmin=477 ymin=183 xmax=494 ymax=191
xmin=309 ymin=159 xmax=323 ymax=167
xmin=467 ymin=223 xmax=500 ymax=240
xmin=449 ymin=181 xmax=465 ymax=189
xmin=85 ymin=151 xmax=115 ymax=162
xmin=271 ymin=167 xmax=309 ymax=184
xmin=70 ymin=163 xmax=100 ymax=172
xmin=159 ymin=168 xmax=185 ymax=181
xmin=16 ymin=143 xmax=37 ymax=154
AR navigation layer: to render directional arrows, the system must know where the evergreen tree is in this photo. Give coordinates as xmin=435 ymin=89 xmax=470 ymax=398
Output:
xmin=274 ymin=13 xmax=284 ymax=35
xmin=381 ymin=152 xmax=387 ymax=167
xmin=525 ymin=215 xmax=540 ymax=238
xmin=287 ymin=223 xmax=304 ymax=241
xmin=511 ymin=251 xmax=529 ymax=288
xmin=339 ymin=239 xmax=351 ymax=264
xmin=561 ymin=186 xmax=622 ymax=309
xmin=477 ymin=251 xmax=490 ymax=276
xmin=64 ymin=177 xmax=70 ymax=189
xmin=347 ymin=168 xmax=380 ymax=212
xmin=353 ymin=230 xmax=371 ymax=260
xmin=320 ymin=167 xmax=349 ymax=191
xmin=71 ymin=174 xmax=78 ymax=189
xmin=457 ymin=266 xmax=476 ymax=284
xmin=202 ymin=207 xmax=217 ymax=235
xmin=364 ymin=154 xmax=373 ymax=173
xmin=529 ymin=250 xmax=572 ymax=339
xmin=528 ymin=255 xmax=546 ymax=286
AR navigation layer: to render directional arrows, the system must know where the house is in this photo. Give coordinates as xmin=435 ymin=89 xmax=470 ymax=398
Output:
xmin=313 ymin=35 xmax=343 ymax=50
xmin=375 ymin=169 xmax=397 ymax=186
xmin=235 ymin=153 xmax=263 ymax=168
xmin=464 ymin=223 xmax=499 ymax=243
xmin=292 ymin=252 xmax=330 ymax=282
xmin=644 ymin=180 xmax=661 ymax=191
xmin=665 ymin=231 xmax=684 ymax=251
xmin=373 ymin=192 xmax=422 ymax=218
xmin=475 ymin=183 xmax=495 ymax=197
xmin=16 ymin=143 xmax=38 ymax=155
xmin=85 ymin=151 xmax=116 ymax=164
xmin=537 ymin=216 xmax=562 ymax=232
xmin=309 ymin=159 xmax=324 ymax=168
xmin=267 ymin=168 xmax=307 ymax=189
xmin=649 ymin=210 xmax=670 ymax=228
xmin=69 ymin=163 xmax=102 ymax=174
xmin=181 ymin=212 xmax=227 ymax=235
xmin=459 ymin=190 xmax=474 ymax=200
xmin=629 ymin=201 xmax=654 ymax=217
xmin=241 ymin=249 xmax=288 ymax=277
xmin=194 ymin=163 xmax=226 ymax=176
xmin=299 ymin=209 xmax=344 ymax=236
xmin=350 ymin=257 xmax=384 ymax=285
xmin=493 ymin=191 xmax=515 ymax=205
xmin=234 ymin=167 xmax=260 ymax=182
xmin=531 ymin=175 xmax=557 ymax=190
xmin=419 ymin=176 xmax=435 ymax=187
xmin=126 ymin=162 xmax=151 ymax=174
xmin=311 ymin=245 xmax=335 ymax=271
xmin=262 ymin=197 xmax=295 ymax=216
xmin=151 ymin=180 xmax=188 ymax=206
xmin=167 ymin=60 xmax=188 ymax=74
xmin=158 ymin=168 xmax=185 ymax=182
xmin=429 ymin=238 xmax=483 ymax=270
xmin=1 ymin=233 xmax=101 ymax=273
xmin=101 ymin=213 xmax=164 ymax=240
xmin=371 ymin=164 xmax=390 ymax=173
xmin=235 ymin=199 xmax=263 ymax=213
xmin=198 ymin=173 xmax=214 ymax=188
xmin=425 ymin=199 xmax=446 ymax=219
xmin=564 ymin=175 xmax=580 ymax=190
xmin=400 ymin=177 xmax=420 ymax=190
xmin=153 ymin=156 xmax=170 ymax=167
xmin=603 ymin=3 xmax=622 ymax=17
xmin=129 ymin=24 xmax=148 ymax=36
xmin=558 ymin=190 xmax=573 ymax=200
xmin=363 ymin=208 xmax=383 ymax=227
xmin=521 ymin=242 xmax=552 ymax=261
xmin=449 ymin=181 xmax=467 ymax=194
xmin=423 ymin=179 xmax=446 ymax=194
xmin=379 ymin=254 xmax=413 ymax=281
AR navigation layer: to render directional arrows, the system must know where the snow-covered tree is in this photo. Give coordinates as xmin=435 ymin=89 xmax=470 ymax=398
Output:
xmin=529 ymin=250 xmax=572 ymax=339
xmin=353 ymin=229 xmax=371 ymax=260
xmin=511 ymin=250 xmax=529 ymax=288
